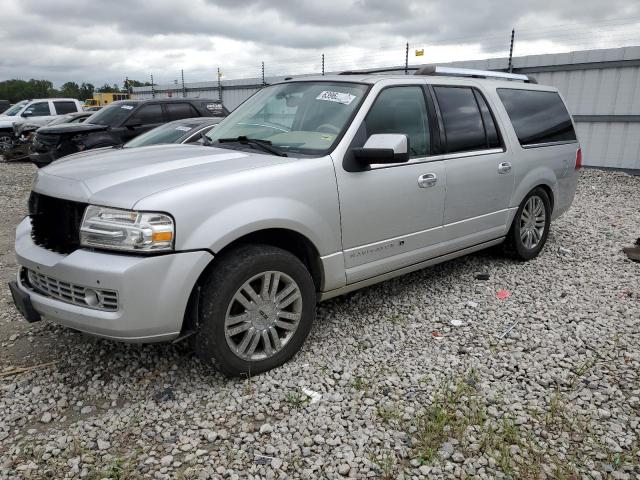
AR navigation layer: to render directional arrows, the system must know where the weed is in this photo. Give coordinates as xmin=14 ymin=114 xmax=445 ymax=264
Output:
xmin=284 ymin=391 xmax=309 ymax=408
xmin=368 ymin=449 xmax=398 ymax=480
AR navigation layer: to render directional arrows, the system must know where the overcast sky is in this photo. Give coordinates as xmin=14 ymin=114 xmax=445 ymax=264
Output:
xmin=1 ymin=0 xmax=639 ymax=87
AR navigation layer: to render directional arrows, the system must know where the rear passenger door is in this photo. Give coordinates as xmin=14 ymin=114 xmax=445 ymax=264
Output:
xmin=53 ymin=101 xmax=79 ymax=115
xmin=432 ymin=85 xmax=514 ymax=246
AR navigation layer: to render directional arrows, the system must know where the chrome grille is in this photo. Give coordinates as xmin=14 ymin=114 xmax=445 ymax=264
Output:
xmin=26 ymin=269 xmax=118 ymax=311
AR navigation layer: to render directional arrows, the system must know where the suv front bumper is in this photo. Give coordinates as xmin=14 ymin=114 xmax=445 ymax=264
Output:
xmin=13 ymin=218 xmax=213 ymax=342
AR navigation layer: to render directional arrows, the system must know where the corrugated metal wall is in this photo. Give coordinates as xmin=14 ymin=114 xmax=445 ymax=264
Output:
xmin=132 ymin=46 xmax=640 ymax=170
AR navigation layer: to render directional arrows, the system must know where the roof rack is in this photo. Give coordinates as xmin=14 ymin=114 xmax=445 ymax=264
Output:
xmin=414 ymin=65 xmax=532 ymax=82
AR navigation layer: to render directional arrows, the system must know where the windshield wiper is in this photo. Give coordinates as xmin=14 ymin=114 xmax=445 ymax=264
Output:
xmin=216 ymin=136 xmax=287 ymax=157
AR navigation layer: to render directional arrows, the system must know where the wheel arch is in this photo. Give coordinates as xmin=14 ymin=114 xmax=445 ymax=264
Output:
xmin=180 ymin=228 xmax=325 ymax=337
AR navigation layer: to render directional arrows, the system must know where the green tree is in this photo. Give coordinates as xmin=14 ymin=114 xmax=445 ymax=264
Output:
xmin=60 ymin=81 xmax=80 ymax=99
xmin=79 ymin=83 xmax=94 ymax=101
xmin=0 ymin=79 xmax=55 ymax=103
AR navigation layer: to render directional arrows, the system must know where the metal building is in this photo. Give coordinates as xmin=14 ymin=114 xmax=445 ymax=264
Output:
xmin=131 ymin=46 xmax=640 ymax=171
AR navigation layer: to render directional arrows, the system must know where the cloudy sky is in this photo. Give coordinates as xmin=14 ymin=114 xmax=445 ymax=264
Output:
xmin=1 ymin=0 xmax=639 ymax=87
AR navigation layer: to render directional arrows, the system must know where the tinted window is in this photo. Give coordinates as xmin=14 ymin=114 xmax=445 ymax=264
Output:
xmin=364 ymin=87 xmax=430 ymax=157
xmin=124 ymin=122 xmax=196 ymax=148
xmin=130 ymin=104 xmax=164 ymax=125
xmin=25 ymin=102 xmax=51 ymax=117
xmin=497 ymin=89 xmax=576 ymax=146
xmin=474 ymin=91 xmax=501 ymax=149
xmin=87 ymin=102 xmax=137 ymax=126
xmin=434 ymin=87 xmax=486 ymax=153
xmin=165 ymin=103 xmax=199 ymax=121
xmin=53 ymin=101 xmax=78 ymax=114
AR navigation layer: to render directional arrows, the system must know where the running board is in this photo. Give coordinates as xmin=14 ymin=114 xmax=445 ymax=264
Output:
xmin=319 ymin=238 xmax=504 ymax=301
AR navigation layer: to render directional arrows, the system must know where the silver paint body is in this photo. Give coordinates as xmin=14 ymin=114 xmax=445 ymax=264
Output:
xmin=14 ymin=75 xmax=579 ymax=341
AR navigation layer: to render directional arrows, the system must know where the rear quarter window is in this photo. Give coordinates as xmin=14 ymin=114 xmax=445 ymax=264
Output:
xmin=497 ymin=89 xmax=576 ymax=147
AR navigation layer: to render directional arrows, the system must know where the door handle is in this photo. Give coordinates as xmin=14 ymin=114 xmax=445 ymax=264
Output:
xmin=497 ymin=162 xmax=512 ymax=174
xmin=417 ymin=173 xmax=437 ymax=188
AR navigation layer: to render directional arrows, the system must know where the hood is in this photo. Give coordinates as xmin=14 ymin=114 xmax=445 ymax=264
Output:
xmin=36 ymin=122 xmax=109 ymax=135
xmin=33 ymin=144 xmax=293 ymax=208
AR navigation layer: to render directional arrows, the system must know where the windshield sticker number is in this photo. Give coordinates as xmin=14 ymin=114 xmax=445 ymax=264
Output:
xmin=175 ymin=126 xmax=191 ymax=132
xmin=316 ymin=91 xmax=356 ymax=105
xmin=121 ymin=105 xmax=134 ymax=110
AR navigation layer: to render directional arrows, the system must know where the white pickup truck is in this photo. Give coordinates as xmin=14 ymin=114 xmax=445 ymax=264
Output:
xmin=0 ymin=98 xmax=83 ymax=150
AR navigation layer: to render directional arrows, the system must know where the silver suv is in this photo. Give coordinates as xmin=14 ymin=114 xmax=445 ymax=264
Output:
xmin=10 ymin=67 xmax=580 ymax=376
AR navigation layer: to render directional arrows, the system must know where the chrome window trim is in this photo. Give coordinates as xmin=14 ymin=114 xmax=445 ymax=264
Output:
xmin=369 ymin=147 xmax=505 ymax=169
xmin=521 ymin=140 xmax=578 ymax=149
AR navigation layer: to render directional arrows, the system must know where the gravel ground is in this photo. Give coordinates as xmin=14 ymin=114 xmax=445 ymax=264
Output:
xmin=0 ymin=162 xmax=639 ymax=480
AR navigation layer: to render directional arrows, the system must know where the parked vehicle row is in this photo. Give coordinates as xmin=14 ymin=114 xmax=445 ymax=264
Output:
xmin=0 ymin=98 xmax=83 ymax=151
xmin=9 ymin=66 xmax=581 ymax=376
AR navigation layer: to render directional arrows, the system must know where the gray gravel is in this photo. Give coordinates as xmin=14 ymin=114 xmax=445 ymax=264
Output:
xmin=0 ymin=163 xmax=639 ymax=479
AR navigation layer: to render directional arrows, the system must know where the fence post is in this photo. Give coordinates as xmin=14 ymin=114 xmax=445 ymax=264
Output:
xmin=405 ymin=42 xmax=409 ymax=75
xmin=217 ymin=67 xmax=222 ymax=103
xmin=508 ymin=29 xmax=515 ymax=73
xmin=322 ymin=54 xmax=325 ymax=76
xmin=261 ymin=61 xmax=266 ymax=86
xmin=181 ymin=69 xmax=186 ymax=98
xmin=150 ymin=74 xmax=155 ymax=99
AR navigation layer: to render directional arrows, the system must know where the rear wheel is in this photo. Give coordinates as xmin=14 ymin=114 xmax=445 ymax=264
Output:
xmin=194 ymin=244 xmax=316 ymax=377
xmin=503 ymin=187 xmax=551 ymax=260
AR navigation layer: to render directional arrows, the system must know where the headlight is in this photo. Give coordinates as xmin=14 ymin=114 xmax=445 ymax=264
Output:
xmin=80 ymin=205 xmax=174 ymax=253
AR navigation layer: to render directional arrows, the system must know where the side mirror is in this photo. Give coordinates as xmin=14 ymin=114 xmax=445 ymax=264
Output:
xmin=126 ymin=121 xmax=142 ymax=129
xmin=352 ymin=134 xmax=410 ymax=165
xmin=22 ymin=110 xmax=33 ymax=117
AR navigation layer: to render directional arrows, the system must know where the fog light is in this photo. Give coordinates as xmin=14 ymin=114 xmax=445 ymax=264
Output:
xmin=84 ymin=289 xmax=101 ymax=307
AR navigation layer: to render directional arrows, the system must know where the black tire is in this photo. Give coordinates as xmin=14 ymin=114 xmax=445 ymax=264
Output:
xmin=194 ymin=244 xmax=316 ymax=377
xmin=503 ymin=187 xmax=552 ymax=261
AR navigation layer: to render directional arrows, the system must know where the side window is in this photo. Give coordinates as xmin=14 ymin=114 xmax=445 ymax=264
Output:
xmin=364 ymin=86 xmax=430 ymax=158
xmin=497 ymin=89 xmax=577 ymax=146
xmin=166 ymin=103 xmax=199 ymax=121
xmin=473 ymin=91 xmax=501 ymax=149
xmin=130 ymin=104 xmax=163 ymax=125
xmin=53 ymin=101 xmax=78 ymax=115
xmin=25 ymin=102 xmax=51 ymax=117
xmin=433 ymin=86 xmax=486 ymax=153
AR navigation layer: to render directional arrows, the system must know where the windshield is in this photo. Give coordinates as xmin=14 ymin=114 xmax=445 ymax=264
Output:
xmin=3 ymin=100 xmax=28 ymax=116
xmin=124 ymin=121 xmax=201 ymax=148
xmin=206 ymin=81 xmax=369 ymax=155
xmin=86 ymin=102 xmax=136 ymax=126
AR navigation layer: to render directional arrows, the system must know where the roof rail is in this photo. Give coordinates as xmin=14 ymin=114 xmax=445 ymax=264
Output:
xmin=414 ymin=65 xmax=530 ymax=82
xmin=339 ymin=67 xmax=419 ymax=75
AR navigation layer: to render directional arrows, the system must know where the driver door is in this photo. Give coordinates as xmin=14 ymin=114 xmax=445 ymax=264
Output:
xmin=333 ymin=85 xmax=447 ymax=284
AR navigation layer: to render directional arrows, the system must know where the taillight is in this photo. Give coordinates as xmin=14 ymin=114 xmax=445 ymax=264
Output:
xmin=575 ymin=147 xmax=582 ymax=170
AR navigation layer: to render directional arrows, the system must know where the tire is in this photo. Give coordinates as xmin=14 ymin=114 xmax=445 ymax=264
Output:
xmin=194 ymin=244 xmax=316 ymax=377
xmin=503 ymin=187 xmax=552 ymax=261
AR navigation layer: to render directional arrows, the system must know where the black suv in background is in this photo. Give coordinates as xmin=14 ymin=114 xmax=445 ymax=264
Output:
xmin=29 ymin=98 xmax=228 ymax=167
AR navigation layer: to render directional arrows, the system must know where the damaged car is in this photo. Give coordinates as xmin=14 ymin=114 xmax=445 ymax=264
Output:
xmin=2 ymin=112 xmax=91 ymax=162
xmin=29 ymin=98 xmax=228 ymax=167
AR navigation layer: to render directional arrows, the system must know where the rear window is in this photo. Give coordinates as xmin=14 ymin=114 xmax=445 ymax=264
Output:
xmin=497 ymin=89 xmax=576 ymax=147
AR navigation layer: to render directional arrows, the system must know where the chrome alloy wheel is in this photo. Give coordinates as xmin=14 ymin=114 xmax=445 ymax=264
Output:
xmin=224 ymin=271 xmax=303 ymax=361
xmin=520 ymin=195 xmax=546 ymax=249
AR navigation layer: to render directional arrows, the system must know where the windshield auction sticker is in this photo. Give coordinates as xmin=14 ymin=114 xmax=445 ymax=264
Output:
xmin=175 ymin=126 xmax=192 ymax=131
xmin=121 ymin=105 xmax=134 ymax=110
xmin=316 ymin=91 xmax=356 ymax=105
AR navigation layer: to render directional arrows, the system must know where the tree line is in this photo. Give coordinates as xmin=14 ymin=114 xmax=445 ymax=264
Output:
xmin=0 ymin=79 xmax=152 ymax=103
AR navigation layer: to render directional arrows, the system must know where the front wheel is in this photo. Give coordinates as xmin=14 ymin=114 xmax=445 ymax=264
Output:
xmin=503 ymin=187 xmax=551 ymax=261
xmin=194 ymin=244 xmax=316 ymax=377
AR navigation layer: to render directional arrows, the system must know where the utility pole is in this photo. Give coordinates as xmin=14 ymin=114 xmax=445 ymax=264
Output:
xmin=181 ymin=69 xmax=186 ymax=98
xmin=322 ymin=54 xmax=325 ymax=76
xmin=217 ymin=67 xmax=222 ymax=103
xmin=150 ymin=74 xmax=155 ymax=99
xmin=405 ymin=42 xmax=409 ymax=75
xmin=508 ymin=29 xmax=515 ymax=73
xmin=124 ymin=76 xmax=129 ymax=94
xmin=261 ymin=61 xmax=266 ymax=86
